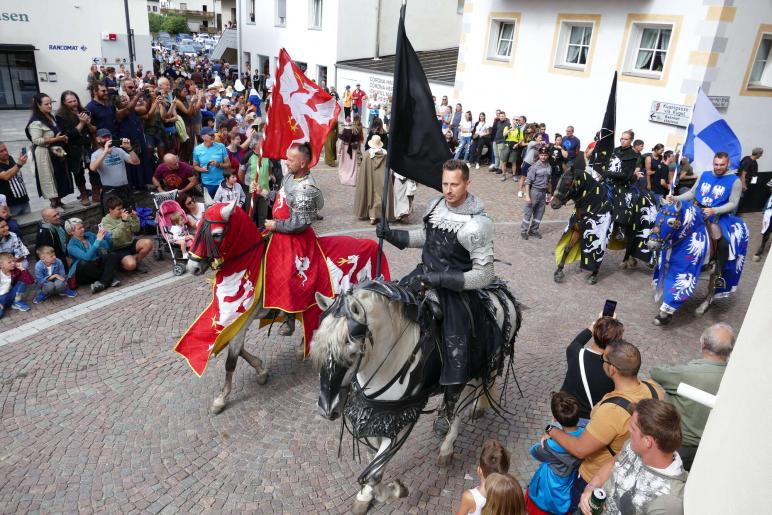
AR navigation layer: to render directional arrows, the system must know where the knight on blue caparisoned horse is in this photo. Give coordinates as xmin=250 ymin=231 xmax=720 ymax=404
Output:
xmin=550 ymin=152 xmax=655 ymax=284
xmin=648 ymin=151 xmax=749 ymax=325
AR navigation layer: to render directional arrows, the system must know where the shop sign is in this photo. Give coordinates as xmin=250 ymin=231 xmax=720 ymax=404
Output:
xmin=0 ymin=12 xmax=30 ymax=22
xmin=649 ymin=101 xmax=692 ymax=127
xmin=49 ymin=44 xmax=88 ymax=51
xmin=368 ymin=75 xmax=393 ymax=101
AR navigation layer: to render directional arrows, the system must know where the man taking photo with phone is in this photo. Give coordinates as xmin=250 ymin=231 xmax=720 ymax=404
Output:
xmin=89 ymin=129 xmax=140 ymax=213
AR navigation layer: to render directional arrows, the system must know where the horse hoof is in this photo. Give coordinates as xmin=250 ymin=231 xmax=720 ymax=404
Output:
xmin=629 ymin=258 xmax=638 ymax=268
xmin=295 ymin=343 xmax=306 ymax=361
xmin=393 ymin=479 xmax=409 ymax=499
xmin=210 ymin=399 xmax=226 ymax=414
xmin=553 ymin=270 xmax=565 ymax=283
xmin=256 ymin=369 xmax=269 ymax=385
xmin=586 ymin=274 xmax=598 ymax=285
xmin=653 ymin=314 xmax=672 ymax=326
xmin=752 ymin=254 xmax=761 ymax=262
xmin=437 ymin=452 xmax=453 ymax=467
xmin=619 ymin=261 xmax=628 ymax=270
xmin=352 ymin=499 xmax=371 ymax=515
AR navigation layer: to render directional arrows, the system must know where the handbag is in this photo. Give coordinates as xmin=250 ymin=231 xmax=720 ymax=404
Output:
xmin=67 ymin=275 xmax=78 ymax=290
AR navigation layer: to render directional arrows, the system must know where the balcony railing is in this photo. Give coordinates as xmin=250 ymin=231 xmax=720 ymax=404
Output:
xmin=160 ymin=8 xmax=215 ymax=18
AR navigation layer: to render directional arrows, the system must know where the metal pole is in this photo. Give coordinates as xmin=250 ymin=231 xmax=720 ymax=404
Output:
xmin=373 ymin=0 xmax=382 ymax=60
xmin=375 ymin=0 xmax=405 ymax=277
xmin=236 ymin=0 xmax=243 ymax=76
xmin=123 ymin=0 xmax=136 ymax=76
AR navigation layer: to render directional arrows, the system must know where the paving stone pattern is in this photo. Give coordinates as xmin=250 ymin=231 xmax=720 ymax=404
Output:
xmin=0 ymin=164 xmax=764 ymax=514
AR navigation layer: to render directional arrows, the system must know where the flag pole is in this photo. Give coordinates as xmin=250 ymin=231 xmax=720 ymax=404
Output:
xmin=375 ymin=0 xmax=406 ymax=278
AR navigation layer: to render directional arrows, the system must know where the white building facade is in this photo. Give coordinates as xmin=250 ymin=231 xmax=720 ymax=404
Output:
xmin=237 ymin=0 xmax=462 ymax=100
xmin=453 ymin=0 xmax=772 ymax=171
xmin=0 ymin=0 xmax=152 ymax=110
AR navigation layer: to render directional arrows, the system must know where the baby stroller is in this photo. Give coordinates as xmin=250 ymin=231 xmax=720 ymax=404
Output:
xmin=151 ymin=190 xmax=188 ymax=276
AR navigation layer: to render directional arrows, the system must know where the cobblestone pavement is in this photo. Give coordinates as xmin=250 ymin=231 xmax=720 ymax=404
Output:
xmin=0 ymin=163 xmax=765 ymax=514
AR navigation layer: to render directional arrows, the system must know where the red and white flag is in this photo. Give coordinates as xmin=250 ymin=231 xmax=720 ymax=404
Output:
xmin=263 ymin=48 xmax=340 ymax=167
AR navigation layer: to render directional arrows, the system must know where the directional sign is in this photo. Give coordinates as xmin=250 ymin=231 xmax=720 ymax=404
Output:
xmin=708 ymin=96 xmax=730 ymax=109
xmin=649 ymin=101 xmax=692 ymax=127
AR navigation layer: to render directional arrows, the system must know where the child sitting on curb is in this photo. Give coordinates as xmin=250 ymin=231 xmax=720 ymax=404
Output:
xmin=33 ymin=246 xmax=77 ymax=303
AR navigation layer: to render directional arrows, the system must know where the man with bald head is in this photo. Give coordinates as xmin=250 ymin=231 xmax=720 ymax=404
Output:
xmin=152 ymin=153 xmax=197 ymax=194
xmin=651 ymin=322 xmax=735 ymax=470
xmin=36 ymin=208 xmax=69 ymax=272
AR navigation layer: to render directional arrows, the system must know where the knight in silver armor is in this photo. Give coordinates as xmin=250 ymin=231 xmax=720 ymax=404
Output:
xmin=266 ymin=146 xmax=324 ymax=234
xmin=377 ymin=159 xmax=497 ymax=432
xmin=265 ymin=143 xmax=324 ymax=335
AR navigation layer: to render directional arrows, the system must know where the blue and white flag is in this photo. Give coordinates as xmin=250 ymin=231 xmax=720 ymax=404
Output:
xmin=683 ymin=88 xmax=742 ymax=174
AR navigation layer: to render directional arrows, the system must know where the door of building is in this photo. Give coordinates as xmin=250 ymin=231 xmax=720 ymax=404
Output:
xmin=0 ymin=46 xmax=39 ymax=110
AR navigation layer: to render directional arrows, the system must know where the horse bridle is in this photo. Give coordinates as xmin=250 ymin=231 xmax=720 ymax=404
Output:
xmin=321 ymin=291 xmax=417 ymax=396
xmin=553 ymin=168 xmax=576 ymax=205
xmin=650 ymin=205 xmax=687 ymax=252
xmin=188 ymin=214 xmax=262 ymax=268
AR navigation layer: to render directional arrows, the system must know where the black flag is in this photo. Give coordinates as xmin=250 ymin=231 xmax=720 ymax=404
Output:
xmin=386 ymin=3 xmax=451 ymax=191
xmin=588 ymin=71 xmax=617 ymax=173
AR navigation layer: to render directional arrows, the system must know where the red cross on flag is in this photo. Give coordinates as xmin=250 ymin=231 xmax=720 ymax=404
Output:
xmin=262 ymin=48 xmax=340 ymax=167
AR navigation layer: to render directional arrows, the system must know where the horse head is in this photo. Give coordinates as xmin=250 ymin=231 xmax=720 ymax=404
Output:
xmin=312 ymin=288 xmax=374 ymax=420
xmin=187 ymin=201 xmax=238 ymax=276
xmin=648 ymin=198 xmax=683 ymax=252
xmin=550 ymin=165 xmax=575 ymax=210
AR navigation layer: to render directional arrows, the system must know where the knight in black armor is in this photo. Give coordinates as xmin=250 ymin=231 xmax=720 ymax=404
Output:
xmin=377 ymin=160 xmax=498 ymax=433
xmin=604 ymin=130 xmax=640 ymax=243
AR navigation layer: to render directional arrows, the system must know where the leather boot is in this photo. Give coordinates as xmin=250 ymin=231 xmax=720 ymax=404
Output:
xmin=433 ymin=385 xmax=464 ymax=437
xmin=278 ymin=313 xmax=296 ymax=336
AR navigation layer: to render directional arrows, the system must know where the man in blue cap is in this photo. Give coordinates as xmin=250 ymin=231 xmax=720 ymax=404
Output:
xmin=192 ymin=127 xmax=230 ymax=198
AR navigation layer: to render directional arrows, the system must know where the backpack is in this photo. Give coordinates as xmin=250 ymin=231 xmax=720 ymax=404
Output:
xmin=600 ymin=381 xmax=659 ymax=456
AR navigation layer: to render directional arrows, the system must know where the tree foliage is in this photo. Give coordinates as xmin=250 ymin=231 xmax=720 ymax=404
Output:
xmin=162 ymin=15 xmax=190 ymax=35
xmin=148 ymin=13 xmax=164 ymax=34
xmin=148 ymin=13 xmax=190 ymax=35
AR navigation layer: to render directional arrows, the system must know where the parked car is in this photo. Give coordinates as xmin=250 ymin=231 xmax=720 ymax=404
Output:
xmin=161 ymin=41 xmax=175 ymax=51
xmin=176 ymin=33 xmax=192 ymax=42
xmin=158 ymin=32 xmax=171 ymax=40
xmin=191 ymin=42 xmax=204 ymax=55
xmin=178 ymin=45 xmax=198 ymax=58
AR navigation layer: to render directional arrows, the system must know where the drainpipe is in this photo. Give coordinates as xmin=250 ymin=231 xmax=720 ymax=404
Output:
xmin=373 ymin=0 xmax=381 ymax=60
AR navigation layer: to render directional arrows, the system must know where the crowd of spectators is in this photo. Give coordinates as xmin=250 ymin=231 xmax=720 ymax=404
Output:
xmin=0 ymin=31 xmax=758 ymax=515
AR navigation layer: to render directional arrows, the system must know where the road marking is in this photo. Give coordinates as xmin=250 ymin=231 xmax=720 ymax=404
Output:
xmin=0 ymin=221 xmax=567 ymax=346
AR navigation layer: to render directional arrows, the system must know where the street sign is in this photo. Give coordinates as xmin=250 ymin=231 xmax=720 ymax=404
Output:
xmin=708 ymin=96 xmax=730 ymax=109
xmin=649 ymin=101 xmax=692 ymax=127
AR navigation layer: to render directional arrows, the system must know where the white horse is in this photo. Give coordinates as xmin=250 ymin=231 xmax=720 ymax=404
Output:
xmin=311 ymin=280 xmax=520 ymax=514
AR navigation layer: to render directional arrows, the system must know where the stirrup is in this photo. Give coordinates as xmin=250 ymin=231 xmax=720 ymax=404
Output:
xmin=714 ymin=275 xmax=726 ymax=290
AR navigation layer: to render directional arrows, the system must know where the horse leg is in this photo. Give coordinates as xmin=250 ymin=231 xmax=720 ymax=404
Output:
xmin=353 ymin=437 xmax=402 ymax=514
xmin=240 ymin=348 xmax=269 ymax=385
xmin=211 ymin=337 xmax=242 ymax=414
xmin=696 ymin=271 xmax=717 ymax=316
xmin=438 ymin=384 xmax=475 ymax=466
xmin=554 ymin=228 xmax=580 ymax=282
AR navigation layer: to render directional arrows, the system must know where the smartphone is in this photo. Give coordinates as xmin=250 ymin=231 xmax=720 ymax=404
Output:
xmin=602 ymin=299 xmax=618 ymax=318
xmin=20 ymin=147 xmax=27 ymax=156
xmin=111 ymin=139 xmax=124 ymax=148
